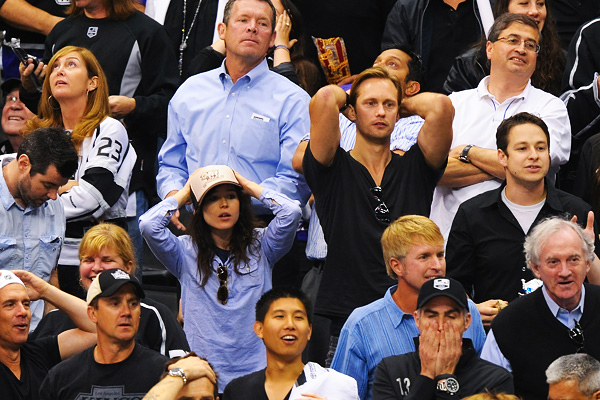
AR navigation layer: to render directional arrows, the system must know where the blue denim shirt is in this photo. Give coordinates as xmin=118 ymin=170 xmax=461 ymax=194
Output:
xmin=0 ymin=154 xmax=65 ymax=330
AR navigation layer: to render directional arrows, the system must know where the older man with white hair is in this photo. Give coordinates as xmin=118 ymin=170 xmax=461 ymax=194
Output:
xmin=546 ymin=354 xmax=600 ymax=400
xmin=482 ymin=217 xmax=600 ymax=400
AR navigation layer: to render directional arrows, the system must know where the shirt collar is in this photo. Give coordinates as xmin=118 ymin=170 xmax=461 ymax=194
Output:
xmin=542 ymin=284 xmax=585 ymax=322
xmin=0 ymin=155 xmax=17 ymax=211
xmin=386 ymin=285 xmax=414 ymax=328
xmin=218 ymin=58 xmax=269 ymax=89
xmin=484 ymin=178 xmax=558 ymax=209
xmin=477 ymin=76 xmax=532 ymax=102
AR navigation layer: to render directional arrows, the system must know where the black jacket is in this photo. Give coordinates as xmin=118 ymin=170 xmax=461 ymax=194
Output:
xmin=373 ymin=339 xmax=513 ymax=400
xmin=381 ymin=0 xmax=488 ymax=90
xmin=446 ymin=180 xmax=599 ymax=303
xmin=442 ymin=46 xmax=488 ymax=95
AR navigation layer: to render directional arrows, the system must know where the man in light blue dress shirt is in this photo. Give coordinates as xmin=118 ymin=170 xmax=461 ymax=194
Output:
xmin=157 ymin=0 xmax=311 ymax=222
xmin=0 ymin=127 xmax=78 ymax=330
xmin=330 ymin=215 xmax=486 ymax=400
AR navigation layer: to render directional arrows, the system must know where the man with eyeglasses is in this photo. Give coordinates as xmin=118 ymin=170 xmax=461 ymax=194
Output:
xmin=480 ymin=216 xmax=600 ymax=400
xmin=302 ymin=66 xmax=453 ymax=369
xmin=429 ymin=13 xmax=570 ymax=246
xmin=0 ymin=79 xmax=34 ymax=155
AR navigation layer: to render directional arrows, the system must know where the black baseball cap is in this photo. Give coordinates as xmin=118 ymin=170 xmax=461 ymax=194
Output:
xmin=1 ymin=78 xmax=21 ymax=97
xmin=86 ymin=268 xmax=144 ymax=305
xmin=417 ymin=277 xmax=468 ymax=310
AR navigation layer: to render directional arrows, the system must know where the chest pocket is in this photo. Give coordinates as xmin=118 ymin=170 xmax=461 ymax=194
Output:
xmin=0 ymin=237 xmax=17 ymax=266
xmin=33 ymin=236 xmax=62 ymax=280
xmin=231 ymin=117 xmax=279 ymax=165
xmin=230 ymin=259 xmax=262 ymax=295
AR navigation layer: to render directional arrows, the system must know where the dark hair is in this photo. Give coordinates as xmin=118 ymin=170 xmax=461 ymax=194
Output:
xmin=162 ymin=352 xmax=219 ymax=398
xmin=255 ymin=287 xmax=313 ymax=324
xmin=491 ymin=2 xmax=565 ymax=94
xmin=68 ymin=0 xmax=136 ymax=19
xmin=17 ymin=127 xmax=78 ymax=178
xmin=496 ymin=112 xmax=550 ymax=154
xmin=223 ymin=0 xmax=276 ymax=31
xmin=488 ymin=13 xmax=540 ymax=42
xmin=277 ymin=0 xmax=321 ymax=96
xmin=381 ymin=43 xmax=425 ymax=85
xmin=189 ymin=184 xmax=260 ymax=287
xmin=348 ymin=67 xmax=403 ymax=108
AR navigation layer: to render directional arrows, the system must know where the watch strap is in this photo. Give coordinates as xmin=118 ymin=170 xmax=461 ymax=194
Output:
xmin=459 ymin=144 xmax=474 ymax=163
xmin=168 ymin=367 xmax=187 ymax=385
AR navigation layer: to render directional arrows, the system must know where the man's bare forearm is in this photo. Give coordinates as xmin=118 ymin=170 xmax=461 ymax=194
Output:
xmin=0 ymin=0 xmax=63 ymax=35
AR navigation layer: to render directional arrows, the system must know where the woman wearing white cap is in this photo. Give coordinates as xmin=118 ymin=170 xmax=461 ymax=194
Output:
xmin=139 ymin=165 xmax=302 ymax=392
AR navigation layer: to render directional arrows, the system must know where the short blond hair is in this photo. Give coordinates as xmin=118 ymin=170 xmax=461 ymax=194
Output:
xmin=461 ymin=392 xmax=522 ymax=400
xmin=79 ymin=223 xmax=136 ymax=276
xmin=381 ymin=215 xmax=443 ymax=280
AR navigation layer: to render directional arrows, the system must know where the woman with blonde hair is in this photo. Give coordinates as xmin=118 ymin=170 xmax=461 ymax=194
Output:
xmin=30 ymin=223 xmax=190 ymax=357
xmin=23 ymin=45 xmax=136 ymax=298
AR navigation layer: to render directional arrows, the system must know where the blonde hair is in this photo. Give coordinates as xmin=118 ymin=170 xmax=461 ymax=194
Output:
xmin=381 ymin=215 xmax=443 ymax=280
xmin=461 ymin=392 xmax=522 ymax=400
xmin=24 ymin=46 xmax=110 ymax=150
xmin=79 ymin=223 xmax=137 ymax=276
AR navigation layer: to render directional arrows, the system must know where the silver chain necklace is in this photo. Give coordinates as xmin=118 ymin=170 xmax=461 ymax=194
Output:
xmin=178 ymin=0 xmax=203 ymax=76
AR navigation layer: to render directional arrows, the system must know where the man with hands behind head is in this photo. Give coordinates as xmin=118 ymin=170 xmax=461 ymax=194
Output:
xmin=144 ymin=353 xmax=218 ymax=400
xmin=372 ymin=278 xmax=513 ymax=400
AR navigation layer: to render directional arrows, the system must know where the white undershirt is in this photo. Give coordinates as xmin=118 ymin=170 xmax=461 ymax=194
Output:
xmin=501 ymin=187 xmax=545 ymax=234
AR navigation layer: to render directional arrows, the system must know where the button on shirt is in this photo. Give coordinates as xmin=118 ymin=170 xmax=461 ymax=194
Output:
xmin=157 ymin=59 xmax=311 ymax=213
xmin=0 ymin=155 xmax=65 ymax=331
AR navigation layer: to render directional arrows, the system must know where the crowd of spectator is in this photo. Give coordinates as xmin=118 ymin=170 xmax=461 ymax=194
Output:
xmin=1 ymin=0 xmax=600 ymax=398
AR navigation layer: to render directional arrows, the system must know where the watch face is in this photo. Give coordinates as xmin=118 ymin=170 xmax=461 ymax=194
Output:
xmin=446 ymin=377 xmax=459 ymax=393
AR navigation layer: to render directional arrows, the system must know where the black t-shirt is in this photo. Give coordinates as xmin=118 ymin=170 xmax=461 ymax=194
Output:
xmin=303 ymin=143 xmax=444 ymax=322
xmin=223 ymin=369 xmax=294 ymax=400
xmin=30 ymin=299 xmax=190 ymax=357
xmin=39 ymin=344 xmax=168 ymax=400
xmin=0 ymin=336 xmax=61 ymax=400
xmin=427 ymin=0 xmax=480 ymax=93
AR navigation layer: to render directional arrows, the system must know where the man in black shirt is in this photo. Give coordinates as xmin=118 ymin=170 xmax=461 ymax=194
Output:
xmin=39 ymin=269 xmax=168 ymax=399
xmin=372 ymin=277 xmax=513 ymax=400
xmin=302 ymin=66 xmax=453 ymax=360
xmin=223 ymin=287 xmax=359 ymax=399
xmin=0 ymin=270 xmax=96 ymax=400
xmin=446 ymin=112 xmax=600 ymax=326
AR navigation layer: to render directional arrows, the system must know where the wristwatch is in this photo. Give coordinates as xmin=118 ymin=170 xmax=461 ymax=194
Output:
xmin=459 ymin=144 xmax=474 ymax=163
xmin=168 ymin=367 xmax=187 ymax=385
xmin=436 ymin=376 xmax=459 ymax=394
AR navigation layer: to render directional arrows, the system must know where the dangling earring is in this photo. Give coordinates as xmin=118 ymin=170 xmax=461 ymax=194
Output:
xmin=48 ymin=94 xmax=60 ymax=110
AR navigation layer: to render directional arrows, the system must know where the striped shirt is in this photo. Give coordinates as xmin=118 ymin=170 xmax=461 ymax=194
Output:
xmin=331 ymin=286 xmax=487 ymax=400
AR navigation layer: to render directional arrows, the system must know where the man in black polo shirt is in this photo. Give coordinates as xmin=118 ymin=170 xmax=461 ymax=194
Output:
xmin=302 ymin=66 xmax=453 ymax=361
xmin=446 ymin=112 xmax=600 ymax=327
